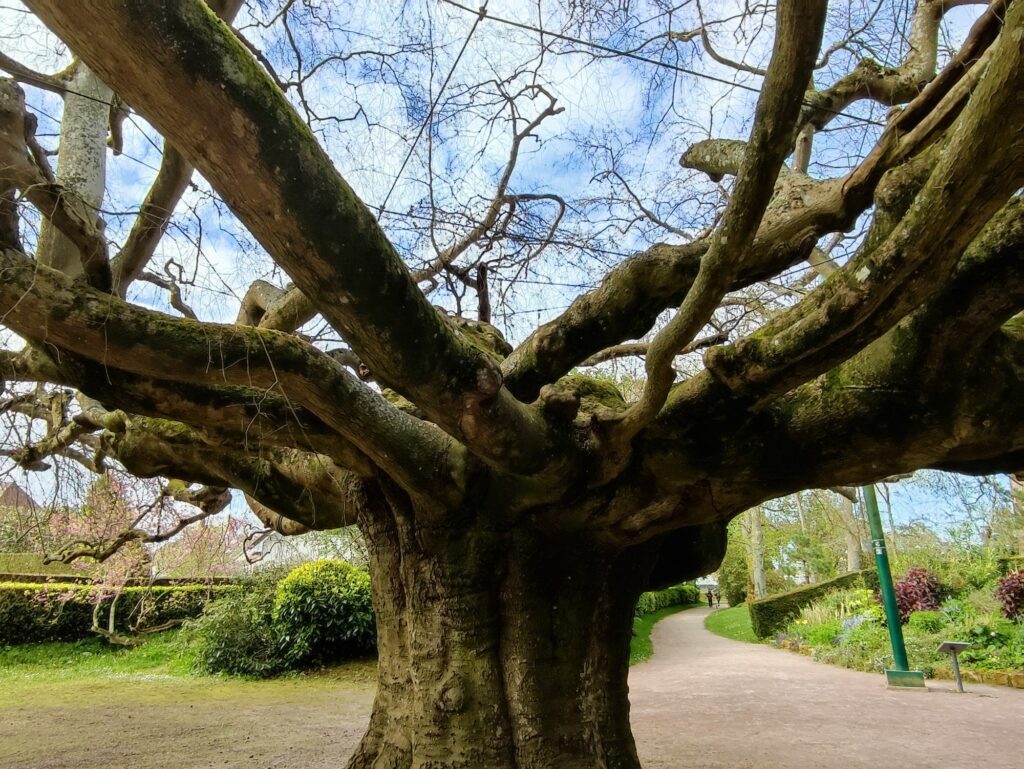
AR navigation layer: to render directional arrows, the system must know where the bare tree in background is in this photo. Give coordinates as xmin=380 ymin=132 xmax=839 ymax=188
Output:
xmin=1 ymin=0 xmax=1023 ymax=765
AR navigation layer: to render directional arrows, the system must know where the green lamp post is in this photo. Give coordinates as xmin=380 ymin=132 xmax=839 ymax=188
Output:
xmin=862 ymin=484 xmax=925 ymax=688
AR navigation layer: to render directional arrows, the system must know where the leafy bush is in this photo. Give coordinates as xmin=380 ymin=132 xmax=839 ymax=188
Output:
xmin=907 ymin=610 xmax=946 ymax=633
xmin=272 ymin=559 xmax=375 ymax=666
xmin=964 ymin=585 xmax=1001 ymax=616
xmin=895 ymin=546 xmax=998 ymax=597
xmin=0 ymin=581 xmax=229 ymax=645
xmin=185 ymin=571 xmax=286 ymax=678
xmin=817 ymin=620 xmax=891 ymax=672
xmin=893 ymin=567 xmax=941 ymax=623
xmin=797 ymin=588 xmax=876 ymax=626
xmin=802 ymin=619 xmax=843 ymax=647
xmin=716 ymin=540 xmax=748 ymax=606
xmin=187 ymin=560 xmax=376 ymax=676
xmin=995 ymin=569 xmax=1024 ymax=621
xmin=748 ymin=570 xmax=877 ymax=639
xmin=940 ymin=598 xmax=965 ymax=622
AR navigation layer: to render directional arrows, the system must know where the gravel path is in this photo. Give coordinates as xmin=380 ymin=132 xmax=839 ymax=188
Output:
xmin=630 ymin=606 xmax=1024 ymax=769
xmin=3 ymin=607 xmax=1023 ymax=768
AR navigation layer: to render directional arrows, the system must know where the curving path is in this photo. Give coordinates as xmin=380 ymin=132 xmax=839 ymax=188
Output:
xmin=629 ymin=606 xmax=1024 ymax=769
xmin=3 ymin=608 xmax=1024 ymax=768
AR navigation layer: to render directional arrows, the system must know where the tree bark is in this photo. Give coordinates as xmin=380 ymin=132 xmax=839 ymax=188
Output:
xmin=351 ymin=492 xmax=657 ymax=769
xmin=1012 ymin=476 xmax=1024 ymax=556
xmin=838 ymin=497 xmax=863 ymax=572
xmin=36 ymin=60 xmax=111 ymax=276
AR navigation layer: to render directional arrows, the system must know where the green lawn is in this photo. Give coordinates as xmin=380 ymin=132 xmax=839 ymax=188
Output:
xmin=704 ymin=604 xmax=758 ymax=643
xmin=0 ymin=631 xmax=194 ymax=683
xmin=630 ymin=603 xmax=699 ymax=665
xmin=0 ymin=631 xmax=376 ymax=687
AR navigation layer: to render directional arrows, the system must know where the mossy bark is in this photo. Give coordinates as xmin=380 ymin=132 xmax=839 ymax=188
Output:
xmin=351 ymin=496 xmax=650 ymax=769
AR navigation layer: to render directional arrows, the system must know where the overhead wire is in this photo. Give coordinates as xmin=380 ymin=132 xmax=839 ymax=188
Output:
xmin=377 ymin=1 xmax=490 ymax=217
xmin=438 ymin=0 xmax=888 ymax=128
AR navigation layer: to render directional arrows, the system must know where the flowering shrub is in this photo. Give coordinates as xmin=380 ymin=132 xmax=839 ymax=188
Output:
xmin=893 ymin=567 xmax=941 ymax=623
xmin=995 ymin=569 xmax=1024 ymax=621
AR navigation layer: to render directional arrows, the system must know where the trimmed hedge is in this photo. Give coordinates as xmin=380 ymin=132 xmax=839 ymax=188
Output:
xmin=0 ymin=552 xmax=97 ymax=579
xmin=748 ymin=570 xmax=878 ymax=639
xmin=634 ymin=584 xmax=701 ymax=617
xmin=0 ymin=581 xmax=232 ymax=645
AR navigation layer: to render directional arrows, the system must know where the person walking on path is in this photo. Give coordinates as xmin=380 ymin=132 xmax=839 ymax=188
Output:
xmin=714 ymin=591 xmax=721 ymax=608
xmin=706 ymin=589 xmax=714 ymax=609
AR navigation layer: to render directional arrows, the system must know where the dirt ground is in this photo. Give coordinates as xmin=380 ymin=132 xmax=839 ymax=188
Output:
xmin=2 ymin=607 xmax=1023 ymax=768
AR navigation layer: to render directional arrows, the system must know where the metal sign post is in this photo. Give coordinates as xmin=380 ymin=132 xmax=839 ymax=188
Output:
xmin=862 ymin=484 xmax=926 ymax=689
xmin=937 ymin=641 xmax=971 ymax=692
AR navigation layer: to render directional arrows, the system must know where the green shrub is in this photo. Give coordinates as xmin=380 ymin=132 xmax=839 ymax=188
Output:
xmin=716 ymin=541 xmax=748 ymax=606
xmin=186 ymin=560 xmax=375 ymax=677
xmin=908 ymin=610 xmax=946 ymax=633
xmin=0 ymin=581 xmax=229 ymax=645
xmin=272 ymin=560 xmax=375 ymax=666
xmin=815 ymin=620 xmax=891 ymax=672
xmin=965 ymin=586 xmax=1002 ymax=616
xmin=997 ymin=555 xmax=1024 ymax=576
xmin=800 ymin=619 xmax=843 ymax=647
xmin=748 ymin=570 xmax=877 ymax=639
xmin=893 ymin=546 xmax=999 ymax=597
xmin=184 ymin=571 xmax=287 ymax=678
xmin=797 ymin=588 xmax=876 ymax=626
xmin=634 ymin=584 xmax=700 ymax=617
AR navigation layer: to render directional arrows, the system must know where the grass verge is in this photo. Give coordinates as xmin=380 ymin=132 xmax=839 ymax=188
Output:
xmin=704 ymin=604 xmax=758 ymax=643
xmin=630 ymin=603 xmax=699 ymax=665
xmin=0 ymin=631 xmax=193 ymax=683
xmin=0 ymin=631 xmax=378 ymax=710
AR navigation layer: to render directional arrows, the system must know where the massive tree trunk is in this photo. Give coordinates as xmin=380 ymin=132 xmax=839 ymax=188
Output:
xmin=349 ymin=490 xmax=713 ymax=769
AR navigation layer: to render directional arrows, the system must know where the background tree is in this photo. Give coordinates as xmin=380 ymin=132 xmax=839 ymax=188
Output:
xmin=716 ymin=518 xmax=751 ymax=606
xmin=0 ymin=1 xmax=1023 ymax=766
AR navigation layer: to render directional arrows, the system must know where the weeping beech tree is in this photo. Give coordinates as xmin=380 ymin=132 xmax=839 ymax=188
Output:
xmin=2 ymin=0 xmax=1024 ymax=766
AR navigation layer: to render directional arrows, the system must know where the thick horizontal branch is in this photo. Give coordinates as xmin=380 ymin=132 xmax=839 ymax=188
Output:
xmin=0 ymin=249 xmax=460 ymax=501
xmin=612 ymin=321 xmax=1024 ymax=544
xmin=103 ymin=415 xmax=369 ymax=532
xmin=7 ymin=344 xmax=375 ymax=475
